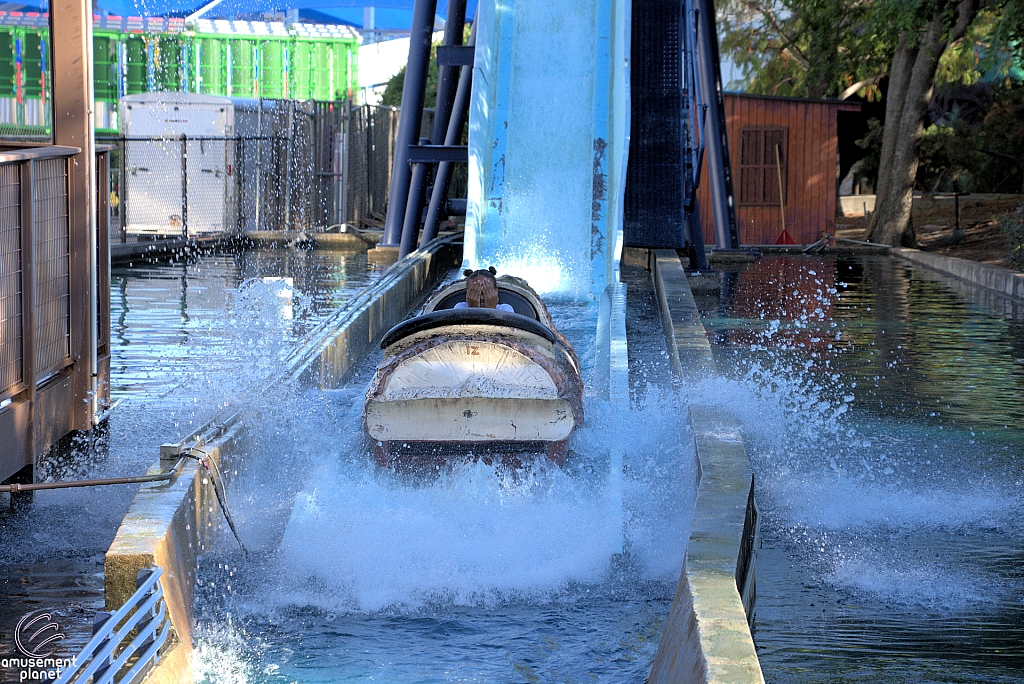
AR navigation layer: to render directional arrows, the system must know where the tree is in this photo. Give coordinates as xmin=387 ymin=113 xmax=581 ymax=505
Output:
xmin=867 ymin=0 xmax=983 ymax=245
xmin=721 ymin=0 xmax=1024 ymax=246
xmin=720 ymin=0 xmax=890 ymax=100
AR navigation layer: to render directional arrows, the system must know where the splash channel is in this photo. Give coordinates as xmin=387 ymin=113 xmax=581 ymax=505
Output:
xmin=191 ymin=289 xmax=698 ymax=682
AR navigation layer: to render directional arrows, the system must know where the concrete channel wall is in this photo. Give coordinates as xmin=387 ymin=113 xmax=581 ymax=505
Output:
xmin=105 ymin=237 xmax=462 ymax=684
xmin=647 ymin=250 xmax=764 ymax=684
xmin=893 ymin=248 xmax=1024 ymax=303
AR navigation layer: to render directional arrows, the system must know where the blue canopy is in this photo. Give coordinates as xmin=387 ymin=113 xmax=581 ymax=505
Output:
xmin=96 ymin=0 xmax=477 ymax=29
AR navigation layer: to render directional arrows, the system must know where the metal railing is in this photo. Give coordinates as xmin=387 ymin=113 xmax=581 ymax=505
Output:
xmin=0 ymin=145 xmax=77 ymax=403
xmin=56 ymin=566 xmax=171 ymax=684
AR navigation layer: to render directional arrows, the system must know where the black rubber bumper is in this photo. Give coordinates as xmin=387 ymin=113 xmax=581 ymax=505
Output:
xmin=380 ymin=308 xmax=557 ymax=349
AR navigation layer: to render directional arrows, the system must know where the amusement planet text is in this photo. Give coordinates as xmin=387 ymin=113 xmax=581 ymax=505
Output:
xmin=1 ymin=657 xmax=76 ymax=682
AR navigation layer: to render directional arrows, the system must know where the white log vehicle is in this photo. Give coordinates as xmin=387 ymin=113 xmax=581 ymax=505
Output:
xmin=364 ymin=275 xmax=584 ymax=465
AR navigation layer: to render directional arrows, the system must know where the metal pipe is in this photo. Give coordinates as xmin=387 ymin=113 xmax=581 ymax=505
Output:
xmin=694 ymin=0 xmax=739 ymax=250
xmin=380 ymin=0 xmax=439 ymax=246
xmin=398 ymin=0 xmax=467 ymax=254
xmin=0 ymin=458 xmax=187 ymax=493
xmin=399 ymin=138 xmax=432 ymax=257
xmin=430 ymin=0 xmax=467 ymax=147
xmin=420 ymin=23 xmax=476 ymax=247
xmin=86 ymin=1 xmax=98 ymax=428
xmin=685 ymin=201 xmax=709 ymax=270
xmin=186 ymin=0 xmax=228 ymax=23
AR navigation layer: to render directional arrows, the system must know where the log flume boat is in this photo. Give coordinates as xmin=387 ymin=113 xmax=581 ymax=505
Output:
xmin=364 ymin=273 xmax=584 ymax=466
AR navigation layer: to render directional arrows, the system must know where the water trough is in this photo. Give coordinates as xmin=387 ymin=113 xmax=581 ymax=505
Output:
xmin=100 ymin=240 xmax=767 ymax=682
xmin=646 ymin=250 xmax=764 ymax=683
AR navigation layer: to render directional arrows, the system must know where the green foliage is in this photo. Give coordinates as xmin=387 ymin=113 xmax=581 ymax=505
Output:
xmin=719 ymin=0 xmax=891 ymax=99
xmin=720 ymin=0 xmax=1024 ymax=99
xmin=380 ymin=25 xmax=470 ymax=108
xmin=917 ymin=81 xmax=1024 ymax=193
xmin=380 ymin=49 xmax=439 ymax=108
xmin=1001 ymin=198 xmax=1024 ymax=269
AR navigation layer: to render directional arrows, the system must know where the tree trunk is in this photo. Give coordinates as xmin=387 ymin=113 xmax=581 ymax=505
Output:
xmin=867 ymin=0 xmax=981 ymax=246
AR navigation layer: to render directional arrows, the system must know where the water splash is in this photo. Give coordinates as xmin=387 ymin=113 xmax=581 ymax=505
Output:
xmin=680 ymin=353 xmax=1024 ymax=611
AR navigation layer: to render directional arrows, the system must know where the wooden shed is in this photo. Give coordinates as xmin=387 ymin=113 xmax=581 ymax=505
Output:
xmin=697 ymin=93 xmax=861 ymax=246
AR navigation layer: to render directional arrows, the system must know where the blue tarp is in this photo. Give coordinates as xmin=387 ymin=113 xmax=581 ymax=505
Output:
xmin=96 ymin=0 xmax=477 ymax=29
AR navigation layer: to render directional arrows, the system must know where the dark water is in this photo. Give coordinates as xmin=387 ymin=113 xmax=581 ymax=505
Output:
xmin=0 ymin=247 xmax=381 ymax=678
xmin=691 ymin=255 xmax=1024 ymax=683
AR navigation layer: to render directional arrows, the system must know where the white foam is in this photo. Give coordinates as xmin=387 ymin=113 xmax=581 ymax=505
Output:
xmin=679 ymin=359 xmax=1024 ymax=610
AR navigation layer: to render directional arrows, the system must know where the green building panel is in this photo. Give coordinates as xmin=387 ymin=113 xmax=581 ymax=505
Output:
xmin=314 ymin=42 xmax=332 ymax=101
xmin=0 ymin=31 xmax=16 ymax=98
xmin=93 ymin=32 xmax=120 ymax=103
xmin=335 ymin=41 xmax=355 ymax=99
xmin=195 ymin=36 xmax=228 ymax=95
xmin=21 ymin=31 xmax=44 ymax=99
xmin=228 ymin=39 xmax=257 ymax=98
xmin=288 ymin=40 xmax=314 ymax=101
xmin=124 ymin=35 xmax=147 ymax=95
xmin=154 ymin=35 xmax=185 ymax=92
xmin=259 ymin=39 xmax=286 ymax=99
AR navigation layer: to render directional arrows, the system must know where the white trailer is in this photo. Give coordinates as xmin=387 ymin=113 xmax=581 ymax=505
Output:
xmin=120 ymin=92 xmax=236 ymax=237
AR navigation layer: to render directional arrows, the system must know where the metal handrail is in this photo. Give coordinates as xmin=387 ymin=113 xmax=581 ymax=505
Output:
xmin=0 ymin=145 xmax=81 ymax=164
xmin=56 ymin=567 xmax=171 ymax=684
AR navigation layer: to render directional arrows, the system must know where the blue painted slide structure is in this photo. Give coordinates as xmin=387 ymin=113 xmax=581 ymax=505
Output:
xmin=463 ymin=0 xmax=630 ymax=298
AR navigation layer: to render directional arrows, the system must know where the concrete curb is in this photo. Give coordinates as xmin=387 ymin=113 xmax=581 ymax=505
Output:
xmin=106 ymin=236 xmax=462 ymax=684
xmin=893 ymin=248 xmax=1024 ymax=303
xmin=244 ymin=231 xmax=375 ymax=249
xmin=111 ymin=238 xmax=193 ymax=262
xmin=647 ymin=250 xmax=764 ymax=684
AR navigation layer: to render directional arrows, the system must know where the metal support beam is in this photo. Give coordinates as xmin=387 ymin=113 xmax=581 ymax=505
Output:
xmin=421 ymin=22 xmax=476 ymax=248
xmin=407 ymin=145 xmax=469 ymax=164
xmin=431 ymin=0 xmax=467 ymax=147
xmin=399 ymin=138 xmax=431 ymax=257
xmin=694 ymin=0 xmax=739 ymax=250
xmin=682 ymin=0 xmax=708 ymax=270
xmin=397 ymin=0 xmax=467 ymax=257
xmin=380 ymin=0 xmax=438 ymax=247
xmin=50 ymin=0 xmax=97 ymax=431
xmin=436 ymin=45 xmax=475 ymax=66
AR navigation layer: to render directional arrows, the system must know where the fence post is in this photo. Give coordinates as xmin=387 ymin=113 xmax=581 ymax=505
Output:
xmin=19 ymin=160 xmax=36 ymax=485
xmin=119 ymin=137 xmax=127 ymax=243
xmin=90 ymin=611 xmax=114 ymax=681
xmin=284 ymin=100 xmax=294 ymax=231
xmin=341 ymin=101 xmax=350 ymax=225
xmin=255 ymin=100 xmax=263 ymax=231
xmin=135 ymin=568 xmax=159 ymax=649
xmin=180 ymin=134 xmax=188 ymax=239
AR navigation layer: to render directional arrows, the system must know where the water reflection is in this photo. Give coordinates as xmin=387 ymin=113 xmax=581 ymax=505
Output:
xmin=111 ymin=248 xmax=378 ymax=411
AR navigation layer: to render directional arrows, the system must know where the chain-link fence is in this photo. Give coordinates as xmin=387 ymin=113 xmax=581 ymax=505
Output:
xmin=104 ymin=99 xmax=453 ymax=240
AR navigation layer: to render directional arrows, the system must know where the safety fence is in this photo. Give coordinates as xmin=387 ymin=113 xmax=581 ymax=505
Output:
xmin=0 ymin=144 xmax=111 ymax=488
xmin=0 ymin=147 xmax=75 ymax=403
xmin=55 ymin=566 xmax=171 ymax=684
xmin=99 ymin=100 xmax=447 ymax=240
